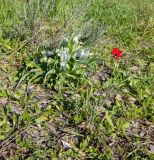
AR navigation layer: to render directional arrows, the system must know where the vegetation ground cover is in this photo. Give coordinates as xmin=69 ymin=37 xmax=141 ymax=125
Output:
xmin=0 ymin=0 xmax=154 ymax=159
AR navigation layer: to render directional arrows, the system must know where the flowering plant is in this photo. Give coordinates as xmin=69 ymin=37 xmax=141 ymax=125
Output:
xmin=111 ymin=48 xmax=122 ymax=60
xmin=15 ymin=36 xmax=94 ymax=91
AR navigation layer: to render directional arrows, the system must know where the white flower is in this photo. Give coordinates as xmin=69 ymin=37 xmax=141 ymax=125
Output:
xmin=74 ymin=49 xmax=89 ymax=59
xmin=41 ymin=50 xmax=54 ymax=57
xmin=73 ymin=36 xmax=79 ymax=43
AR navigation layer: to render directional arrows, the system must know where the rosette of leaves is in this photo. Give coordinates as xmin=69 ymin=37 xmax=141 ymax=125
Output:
xmin=15 ymin=36 xmax=94 ymax=91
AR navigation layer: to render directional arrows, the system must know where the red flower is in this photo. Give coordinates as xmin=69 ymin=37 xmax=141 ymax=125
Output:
xmin=111 ymin=48 xmax=122 ymax=60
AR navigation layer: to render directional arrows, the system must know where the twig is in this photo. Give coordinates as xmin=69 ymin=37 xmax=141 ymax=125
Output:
xmin=8 ymin=27 xmax=43 ymax=57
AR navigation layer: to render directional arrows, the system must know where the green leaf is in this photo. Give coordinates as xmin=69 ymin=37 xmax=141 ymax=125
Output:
xmin=105 ymin=112 xmax=115 ymax=130
xmin=35 ymin=116 xmax=48 ymax=125
xmin=43 ymin=69 xmax=55 ymax=84
xmin=0 ymin=38 xmax=12 ymax=50
xmin=25 ymin=60 xmax=39 ymax=68
xmin=34 ymin=102 xmax=41 ymax=114
xmin=0 ymin=135 xmax=6 ymax=140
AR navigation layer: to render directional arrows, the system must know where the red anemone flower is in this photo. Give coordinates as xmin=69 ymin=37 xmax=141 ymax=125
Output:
xmin=111 ymin=48 xmax=122 ymax=60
